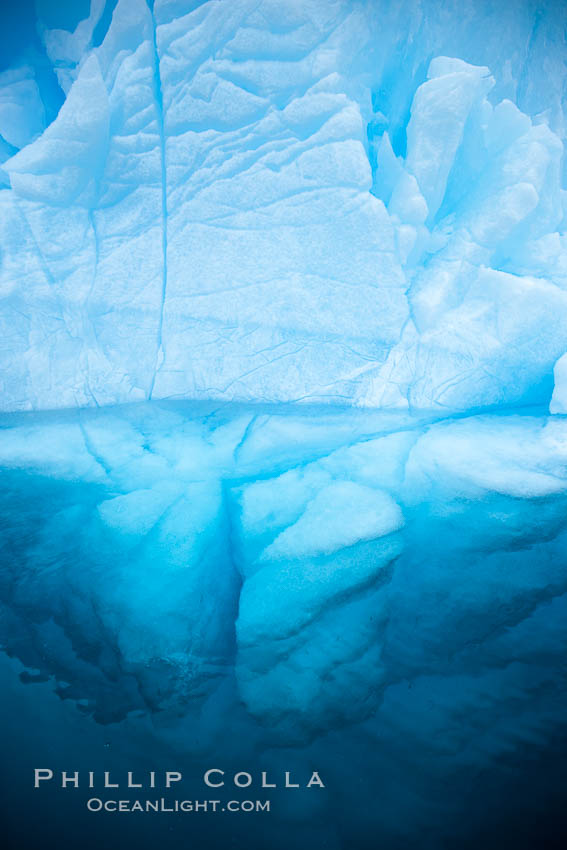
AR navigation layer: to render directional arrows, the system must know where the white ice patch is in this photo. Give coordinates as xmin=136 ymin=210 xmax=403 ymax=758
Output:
xmin=263 ymin=481 xmax=403 ymax=559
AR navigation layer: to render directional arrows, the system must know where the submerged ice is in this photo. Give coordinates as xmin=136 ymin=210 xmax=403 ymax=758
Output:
xmin=1 ymin=403 xmax=566 ymax=738
xmin=1 ymin=401 xmax=567 ymax=846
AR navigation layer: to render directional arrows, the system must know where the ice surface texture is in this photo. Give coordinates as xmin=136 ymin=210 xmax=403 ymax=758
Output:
xmin=1 ymin=0 xmax=567 ymax=412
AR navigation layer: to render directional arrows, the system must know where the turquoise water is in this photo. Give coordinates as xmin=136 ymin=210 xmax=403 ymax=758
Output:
xmin=0 ymin=401 xmax=566 ymax=848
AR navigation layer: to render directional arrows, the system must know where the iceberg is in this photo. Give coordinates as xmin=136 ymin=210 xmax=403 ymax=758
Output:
xmin=1 ymin=1 xmax=567 ymax=849
xmin=0 ymin=0 xmax=566 ymax=412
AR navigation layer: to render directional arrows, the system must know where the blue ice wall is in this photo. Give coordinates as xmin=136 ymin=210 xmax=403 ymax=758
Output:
xmin=1 ymin=0 xmax=567 ymax=412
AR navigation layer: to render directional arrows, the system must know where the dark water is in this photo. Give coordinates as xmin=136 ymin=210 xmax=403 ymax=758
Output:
xmin=2 ymin=648 xmax=567 ymax=850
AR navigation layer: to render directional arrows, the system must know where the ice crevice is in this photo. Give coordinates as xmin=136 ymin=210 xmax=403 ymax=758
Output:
xmin=147 ymin=0 xmax=169 ymax=401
